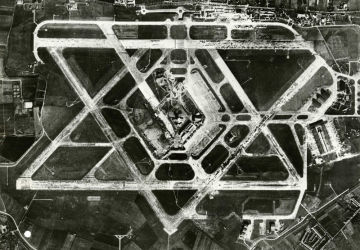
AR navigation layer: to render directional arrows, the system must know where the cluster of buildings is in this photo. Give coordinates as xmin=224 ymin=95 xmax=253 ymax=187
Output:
xmin=0 ymin=76 xmax=44 ymax=137
xmin=0 ymin=216 xmax=13 ymax=250
xmin=307 ymin=118 xmax=345 ymax=164
xmin=308 ymin=88 xmax=332 ymax=111
xmin=145 ymin=70 xmax=204 ymax=152
xmin=327 ymin=77 xmax=354 ymax=115
xmin=301 ymin=223 xmax=329 ymax=250
xmin=238 ymin=219 xmax=284 ymax=241
xmin=114 ymin=0 xmax=136 ymax=7
xmin=16 ymin=0 xmax=44 ymax=11
xmin=294 ymin=12 xmax=351 ymax=27
xmin=301 ymin=188 xmax=360 ymax=250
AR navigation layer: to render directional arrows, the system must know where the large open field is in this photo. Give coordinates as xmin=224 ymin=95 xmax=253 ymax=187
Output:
xmin=222 ymin=155 xmax=289 ymax=181
xmin=63 ymin=48 xmax=123 ymax=97
xmin=246 ymin=133 xmax=271 ymax=155
xmin=220 ymin=83 xmax=247 ymax=113
xmin=32 ymin=147 xmax=110 ymax=180
xmin=70 ymin=114 xmax=108 ymax=143
xmin=123 ymin=137 xmax=154 ymax=175
xmin=196 ymin=191 xmax=300 ymax=217
xmin=218 ymin=49 xmax=315 ymax=111
xmin=300 ymin=26 xmax=360 ymax=73
xmin=136 ymin=49 xmax=162 ymax=73
xmin=0 ymin=136 xmax=35 ymax=162
xmin=94 ymin=152 xmax=133 ymax=181
xmin=201 ymin=144 xmax=229 ymax=174
xmin=153 ymin=190 xmax=196 ymax=215
xmin=37 ymin=48 xmax=85 ymax=140
xmin=38 ymin=23 xmax=106 ymax=39
xmin=334 ymin=117 xmax=360 ymax=153
xmin=190 ymin=25 xmax=227 ymax=40
xmin=268 ymin=124 xmax=303 ymax=177
xmin=103 ymin=73 xmax=136 ymax=105
xmin=5 ymin=6 xmax=35 ymax=76
xmin=224 ymin=125 xmax=249 ymax=148
xmin=195 ymin=49 xmax=224 ymax=84
xmin=327 ymin=155 xmax=360 ymax=193
xmin=155 ymin=163 xmax=194 ymax=181
xmin=101 ymin=108 xmax=130 ymax=138
xmin=24 ymin=191 xmax=145 ymax=235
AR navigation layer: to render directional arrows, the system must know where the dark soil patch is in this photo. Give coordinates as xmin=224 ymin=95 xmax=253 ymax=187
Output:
xmin=196 ymin=191 xmax=299 ymax=217
xmin=70 ymin=114 xmax=108 ymax=143
xmin=37 ymin=48 xmax=85 ymax=140
xmin=190 ymin=25 xmax=227 ymax=40
xmin=201 ymin=145 xmax=229 ymax=174
xmin=170 ymin=68 xmax=187 ymax=74
xmin=170 ymin=25 xmax=187 ymax=39
xmin=136 ymin=49 xmax=162 ymax=73
xmin=153 ymin=190 xmax=196 ymax=215
xmin=273 ymin=115 xmax=292 ymax=120
xmin=195 ymin=49 xmax=224 ymax=83
xmin=218 ymin=50 xmax=315 ymax=110
xmin=246 ymin=133 xmax=271 ymax=155
xmin=294 ymin=124 xmax=305 ymax=145
xmin=94 ymin=152 xmax=133 ymax=181
xmin=268 ymin=124 xmax=303 ymax=177
xmin=220 ymin=83 xmax=246 ymax=113
xmin=63 ymin=48 xmax=123 ymax=97
xmin=0 ymin=136 xmax=35 ymax=162
xmin=236 ymin=115 xmax=251 ymax=121
xmin=101 ymin=108 xmax=130 ymax=138
xmin=123 ymin=137 xmax=154 ymax=175
xmin=231 ymin=29 xmax=254 ymax=40
xmin=222 ymin=156 xmax=288 ymax=181
xmin=170 ymin=49 xmax=187 ymax=64
xmin=38 ymin=23 xmax=105 ymax=39
xmin=327 ymin=155 xmax=360 ymax=193
xmin=113 ymin=25 xmax=167 ymax=39
xmin=255 ymin=26 xmax=295 ymax=40
xmin=224 ymin=125 xmax=249 ymax=148
xmin=155 ymin=164 xmax=194 ymax=180
xmin=32 ymin=147 xmax=110 ymax=180
xmin=168 ymin=153 xmax=188 ymax=160
xmin=103 ymin=73 xmax=136 ymax=105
